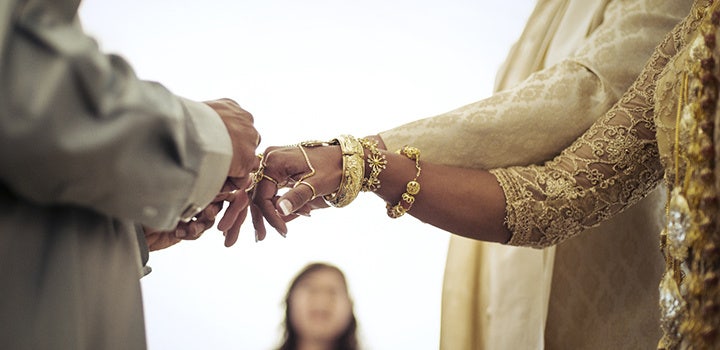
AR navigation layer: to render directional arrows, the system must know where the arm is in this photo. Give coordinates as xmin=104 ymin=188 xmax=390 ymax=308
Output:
xmin=380 ymin=0 xmax=692 ymax=169
xmin=398 ymin=1 xmax=704 ymax=247
xmin=386 ymin=3 xmax=698 ymax=245
xmin=0 ymin=2 xmax=256 ymax=230
xmin=251 ymin=1 xmax=706 ymax=244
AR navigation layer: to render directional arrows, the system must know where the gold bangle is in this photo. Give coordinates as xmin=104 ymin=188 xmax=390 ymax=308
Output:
xmin=323 ymin=135 xmax=365 ymax=207
xmin=386 ymin=146 xmax=421 ymax=218
xmin=359 ymin=138 xmax=387 ymax=192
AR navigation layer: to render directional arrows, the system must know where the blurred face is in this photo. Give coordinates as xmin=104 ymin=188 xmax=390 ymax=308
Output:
xmin=289 ymin=268 xmax=353 ymax=342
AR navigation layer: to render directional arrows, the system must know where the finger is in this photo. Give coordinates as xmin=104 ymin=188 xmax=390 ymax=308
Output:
xmin=254 ymin=180 xmax=287 ymax=236
xmin=281 ymin=212 xmax=302 ymax=223
xmin=229 ymin=176 xmax=252 ymax=192
xmin=307 ymin=197 xmax=331 ymax=210
xmin=192 ymin=202 xmax=222 ymax=237
xmin=148 ymin=233 xmax=180 ymax=251
xmin=175 ymin=220 xmax=194 ymax=238
xmin=224 ymin=207 xmax=248 ymax=247
xmin=250 ymin=203 xmax=267 ymax=242
xmin=282 ymin=197 xmax=329 ymax=222
xmin=194 ymin=214 xmax=218 ymax=238
xmin=174 ymin=202 xmax=218 ymax=239
xmin=145 ymin=233 xmax=160 ymax=247
xmin=184 ymin=220 xmax=207 ymax=240
xmin=275 ymin=196 xmax=305 ymax=222
xmin=217 ymin=180 xmax=240 ymax=197
xmin=175 ymin=225 xmax=188 ymax=239
xmin=201 ymin=201 xmax=223 ymax=221
xmin=218 ymin=192 xmax=249 ymax=232
xmin=288 ymin=205 xmax=311 ymax=218
xmin=277 ymin=183 xmax=316 ymax=217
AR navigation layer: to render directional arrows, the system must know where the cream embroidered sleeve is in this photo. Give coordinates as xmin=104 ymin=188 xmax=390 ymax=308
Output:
xmin=491 ymin=4 xmax=706 ymax=248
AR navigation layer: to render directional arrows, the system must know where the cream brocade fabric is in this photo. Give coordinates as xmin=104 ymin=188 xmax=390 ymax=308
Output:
xmin=490 ymin=1 xmax=710 ymax=346
xmin=493 ymin=2 xmax=706 ymax=251
xmin=380 ymin=0 xmax=693 ymax=349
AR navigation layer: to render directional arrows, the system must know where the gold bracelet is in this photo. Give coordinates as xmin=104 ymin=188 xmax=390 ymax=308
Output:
xmin=359 ymin=138 xmax=387 ymax=192
xmin=386 ymin=146 xmax=421 ymax=218
xmin=323 ymin=135 xmax=365 ymax=208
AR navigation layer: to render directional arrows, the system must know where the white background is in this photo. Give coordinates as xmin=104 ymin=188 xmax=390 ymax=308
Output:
xmin=79 ymin=1 xmax=534 ymax=349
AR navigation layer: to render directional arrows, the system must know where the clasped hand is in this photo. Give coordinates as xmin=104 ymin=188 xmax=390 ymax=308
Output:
xmin=146 ymin=108 xmax=370 ymax=249
xmin=145 ymin=98 xmax=260 ymax=250
xmin=149 ymin=142 xmax=344 ymax=249
xmin=248 ymin=142 xmax=345 ymax=241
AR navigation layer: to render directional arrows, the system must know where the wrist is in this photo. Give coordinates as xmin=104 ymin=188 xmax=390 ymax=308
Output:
xmin=321 ymin=135 xmax=365 ymax=207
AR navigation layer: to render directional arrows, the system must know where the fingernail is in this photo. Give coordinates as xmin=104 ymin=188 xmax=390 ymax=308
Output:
xmin=255 ymin=230 xmax=259 ymax=243
xmin=175 ymin=229 xmax=186 ymax=238
xmin=298 ymin=212 xmax=311 ymax=217
xmin=279 ymin=199 xmax=293 ymax=216
xmin=280 ymin=231 xmax=287 ymax=238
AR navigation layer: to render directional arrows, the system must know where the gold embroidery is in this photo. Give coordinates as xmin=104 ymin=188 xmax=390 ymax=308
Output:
xmin=489 ymin=1 xmax=718 ymax=348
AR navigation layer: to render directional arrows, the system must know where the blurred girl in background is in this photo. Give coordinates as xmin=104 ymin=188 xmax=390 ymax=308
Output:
xmin=278 ymin=263 xmax=360 ymax=350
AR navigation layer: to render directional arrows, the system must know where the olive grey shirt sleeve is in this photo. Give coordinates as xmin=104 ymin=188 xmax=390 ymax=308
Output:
xmin=0 ymin=0 xmax=232 ymax=230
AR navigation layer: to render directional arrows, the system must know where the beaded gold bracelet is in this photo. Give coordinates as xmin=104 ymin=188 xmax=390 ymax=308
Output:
xmin=323 ymin=135 xmax=365 ymax=208
xmin=386 ymin=146 xmax=421 ymax=218
xmin=359 ymin=138 xmax=387 ymax=192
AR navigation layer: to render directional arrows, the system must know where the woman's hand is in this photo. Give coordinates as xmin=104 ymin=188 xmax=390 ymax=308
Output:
xmin=249 ymin=143 xmax=343 ymax=240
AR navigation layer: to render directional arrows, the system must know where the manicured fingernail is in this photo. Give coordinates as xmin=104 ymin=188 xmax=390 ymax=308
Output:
xmin=279 ymin=199 xmax=293 ymax=216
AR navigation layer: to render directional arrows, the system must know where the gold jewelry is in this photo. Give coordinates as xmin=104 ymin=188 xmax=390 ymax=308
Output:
xmin=323 ymin=135 xmax=365 ymax=207
xmin=262 ymin=174 xmax=279 ymax=187
xmin=658 ymin=6 xmax=720 ymax=348
xmin=299 ymin=140 xmax=333 ymax=147
xmin=386 ymin=146 xmax=421 ymax=218
xmin=360 ymin=138 xmax=387 ymax=192
xmin=294 ymin=181 xmax=317 ymax=200
xmin=245 ymin=154 xmax=266 ymax=193
xmin=295 ymin=144 xmax=316 ymax=183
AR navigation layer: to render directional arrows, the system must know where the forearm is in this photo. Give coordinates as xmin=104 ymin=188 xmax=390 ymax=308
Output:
xmin=375 ymin=152 xmax=510 ymax=243
xmin=479 ymin=5 xmax=700 ymax=248
xmin=368 ymin=136 xmax=509 ymax=242
xmin=372 ymin=0 xmax=696 ymax=246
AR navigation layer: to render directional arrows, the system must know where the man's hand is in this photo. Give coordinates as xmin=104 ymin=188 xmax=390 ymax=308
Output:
xmin=204 ymin=99 xmax=262 ymax=245
xmin=143 ymin=201 xmax=223 ymax=251
xmin=205 ymin=98 xmax=261 ymax=188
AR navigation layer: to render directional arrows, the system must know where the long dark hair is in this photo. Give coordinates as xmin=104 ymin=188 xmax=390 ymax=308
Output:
xmin=277 ymin=262 xmax=360 ymax=350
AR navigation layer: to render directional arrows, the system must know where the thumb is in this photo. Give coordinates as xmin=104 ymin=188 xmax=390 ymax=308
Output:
xmin=277 ymin=183 xmax=317 ymax=216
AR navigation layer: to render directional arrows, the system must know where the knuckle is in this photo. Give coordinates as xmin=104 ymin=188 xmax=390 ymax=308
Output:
xmin=221 ymin=97 xmax=239 ymax=106
xmin=244 ymin=111 xmax=254 ymax=123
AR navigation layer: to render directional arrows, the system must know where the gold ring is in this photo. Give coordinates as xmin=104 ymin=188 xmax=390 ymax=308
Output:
xmin=294 ymin=181 xmax=317 ymax=200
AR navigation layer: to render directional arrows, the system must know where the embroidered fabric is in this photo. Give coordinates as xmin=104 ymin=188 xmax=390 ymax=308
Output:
xmin=491 ymin=0 xmax=711 ymax=249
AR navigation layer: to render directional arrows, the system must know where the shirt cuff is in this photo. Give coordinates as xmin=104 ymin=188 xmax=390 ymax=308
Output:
xmin=175 ymin=98 xmax=232 ymax=222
